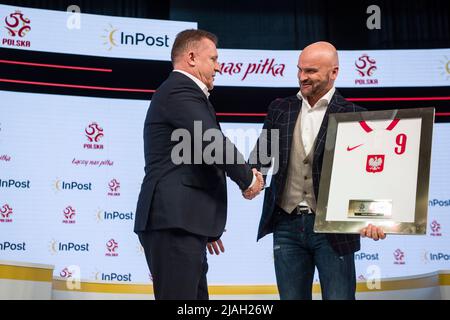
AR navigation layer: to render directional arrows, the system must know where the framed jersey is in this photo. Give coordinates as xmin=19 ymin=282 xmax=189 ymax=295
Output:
xmin=314 ymin=108 xmax=434 ymax=235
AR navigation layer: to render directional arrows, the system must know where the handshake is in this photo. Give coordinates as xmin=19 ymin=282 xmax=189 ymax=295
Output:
xmin=242 ymin=168 xmax=265 ymax=200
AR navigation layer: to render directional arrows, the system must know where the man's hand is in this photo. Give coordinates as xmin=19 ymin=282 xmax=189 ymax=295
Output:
xmin=360 ymin=224 xmax=386 ymax=241
xmin=207 ymin=239 xmax=225 ymax=255
xmin=242 ymin=169 xmax=264 ymax=200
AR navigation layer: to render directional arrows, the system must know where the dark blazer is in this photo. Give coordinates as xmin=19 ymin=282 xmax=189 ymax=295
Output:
xmin=251 ymin=90 xmax=366 ymax=256
xmin=134 ymin=71 xmax=253 ymax=240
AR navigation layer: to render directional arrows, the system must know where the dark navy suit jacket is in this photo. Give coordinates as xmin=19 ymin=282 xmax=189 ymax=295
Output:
xmin=134 ymin=71 xmax=253 ymax=240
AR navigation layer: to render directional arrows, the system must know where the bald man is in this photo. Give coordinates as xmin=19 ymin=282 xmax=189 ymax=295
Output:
xmin=250 ymin=42 xmax=385 ymax=300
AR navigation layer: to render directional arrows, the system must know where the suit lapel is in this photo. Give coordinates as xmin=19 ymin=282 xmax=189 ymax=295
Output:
xmin=206 ymin=99 xmax=221 ymax=128
xmin=171 ymin=71 xmax=218 ymax=126
xmin=286 ymin=98 xmax=302 ymax=158
xmin=313 ymin=91 xmax=345 ymax=162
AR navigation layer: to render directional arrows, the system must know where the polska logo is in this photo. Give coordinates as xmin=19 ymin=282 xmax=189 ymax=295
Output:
xmin=366 ymin=154 xmax=384 ymax=173
xmin=393 ymin=249 xmax=405 ymax=265
xmin=0 ymin=204 xmax=13 ymax=223
xmin=60 ymin=267 xmax=73 ymax=278
xmin=62 ymin=206 xmax=76 ymax=224
xmin=355 ymin=54 xmax=378 ymax=85
xmin=84 ymin=122 xmax=104 ymax=150
xmin=4 ymin=10 xmax=31 ymax=37
xmin=105 ymin=239 xmax=118 ymax=257
xmin=0 ymin=155 xmax=11 ymax=162
xmin=2 ymin=10 xmax=31 ymax=48
xmin=430 ymin=220 xmax=442 ymax=236
xmin=355 ymin=54 xmax=377 ymax=77
xmin=107 ymin=179 xmax=120 ymax=196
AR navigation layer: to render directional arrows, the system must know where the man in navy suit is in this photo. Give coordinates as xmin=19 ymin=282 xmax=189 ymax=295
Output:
xmin=248 ymin=42 xmax=385 ymax=300
xmin=134 ymin=29 xmax=264 ymax=300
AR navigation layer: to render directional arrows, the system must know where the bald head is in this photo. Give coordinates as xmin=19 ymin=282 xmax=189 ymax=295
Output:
xmin=300 ymin=41 xmax=339 ymax=68
xmin=297 ymin=41 xmax=339 ymax=107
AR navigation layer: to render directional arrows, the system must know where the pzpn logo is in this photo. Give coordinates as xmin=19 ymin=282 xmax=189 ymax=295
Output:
xmin=0 ymin=204 xmax=13 ymax=223
xmin=107 ymin=179 xmax=120 ymax=196
xmin=430 ymin=220 xmax=442 ymax=236
xmin=84 ymin=122 xmax=104 ymax=149
xmin=105 ymin=239 xmax=119 ymax=257
xmin=355 ymin=54 xmax=378 ymax=85
xmin=62 ymin=206 xmax=76 ymax=224
xmin=2 ymin=10 xmax=31 ymax=48
xmin=393 ymin=249 xmax=405 ymax=265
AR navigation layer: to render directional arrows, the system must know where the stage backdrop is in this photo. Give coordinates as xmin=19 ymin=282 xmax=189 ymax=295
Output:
xmin=0 ymin=4 xmax=449 ymax=293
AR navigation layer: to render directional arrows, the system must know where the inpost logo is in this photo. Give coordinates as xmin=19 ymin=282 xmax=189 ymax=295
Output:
xmin=355 ymin=252 xmax=380 ymax=261
xmin=105 ymin=239 xmax=119 ymax=257
xmin=423 ymin=251 xmax=450 ymax=263
xmin=107 ymin=179 xmax=120 ymax=196
xmin=0 ymin=203 xmax=13 ymax=223
xmin=101 ymin=23 xmax=169 ymax=51
xmin=84 ymin=122 xmax=104 ymax=150
xmin=439 ymin=56 xmax=450 ymax=81
xmin=95 ymin=208 xmax=134 ymax=222
xmin=2 ymin=10 xmax=31 ymax=48
xmin=93 ymin=270 xmax=132 ymax=282
xmin=0 ymin=241 xmax=26 ymax=251
xmin=62 ymin=206 xmax=76 ymax=224
xmin=429 ymin=199 xmax=450 ymax=207
xmin=0 ymin=178 xmax=30 ymax=189
xmin=48 ymin=239 xmax=90 ymax=255
xmin=53 ymin=178 xmax=93 ymax=192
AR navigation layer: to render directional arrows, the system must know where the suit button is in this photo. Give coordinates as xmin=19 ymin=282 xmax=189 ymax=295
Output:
xmin=303 ymin=159 xmax=308 ymax=164
xmin=304 ymin=176 xmax=308 ymax=180
xmin=303 ymin=191 xmax=308 ymax=195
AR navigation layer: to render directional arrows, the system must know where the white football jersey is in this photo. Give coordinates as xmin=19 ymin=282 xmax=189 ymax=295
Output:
xmin=325 ymin=118 xmax=422 ymax=223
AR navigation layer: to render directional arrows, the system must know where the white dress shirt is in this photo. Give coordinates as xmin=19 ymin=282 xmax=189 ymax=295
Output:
xmin=297 ymin=86 xmax=335 ymax=155
xmin=173 ymin=69 xmax=210 ymax=98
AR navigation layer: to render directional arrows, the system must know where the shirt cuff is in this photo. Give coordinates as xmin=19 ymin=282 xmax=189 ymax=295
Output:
xmin=247 ymin=173 xmax=257 ymax=190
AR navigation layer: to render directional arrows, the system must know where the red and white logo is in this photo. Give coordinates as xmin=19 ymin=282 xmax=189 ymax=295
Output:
xmin=59 ymin=267 xmax=73 ymax=278
xmin=62 ymin=206 xmax=76 ymax=224
xmin=366 ymin=154 xmax=385 ymax=173
xmin=354 ymin=54 xmax=378 ymax=85
xmin=0 ymin=204 xmax=13 ymax=223
xmin=84 ymin=122 xmax=104 ymax=150
xmin=105 ymin=239 xmax=118 ymax=257
xmin=0 ymin=154 xmax=11 ymax=162
xmin=393 ymin=249 xmax=405 ymax=265
xmin=430 ymin=220 xmax=442 ymax=236
xmin=347 ymin=143 xmax=364 ymax=152
xmin=2 ymin=10 xmax=31 ymax=48
xmin=107 ymin=179 xmax=120 ymax=196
